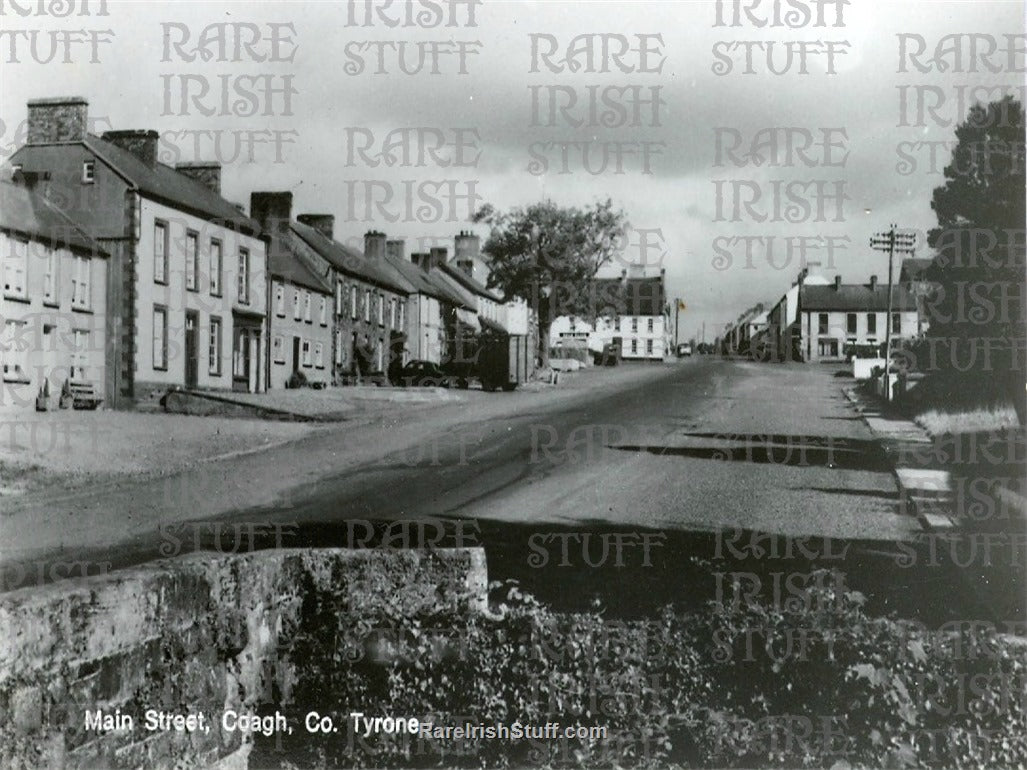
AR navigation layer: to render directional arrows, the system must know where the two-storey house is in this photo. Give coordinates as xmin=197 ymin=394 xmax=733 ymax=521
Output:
xmin=1 ymin=177 xmax=108 ymax=409
xmin=797 ymin=274 xmax=919 ymax=362
xmin=12 ymin=97 xmax=268 ymax=407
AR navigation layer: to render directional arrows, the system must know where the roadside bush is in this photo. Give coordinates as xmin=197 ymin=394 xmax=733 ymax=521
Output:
xmin=259 ymin=572 xmax=1027 ymax=769
xmin=286 ymin=370 xmax=308 ymax=389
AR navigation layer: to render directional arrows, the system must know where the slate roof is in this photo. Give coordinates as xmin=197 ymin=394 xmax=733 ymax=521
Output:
xmin=0 ymin=179 xmax=107 ymax=256
xmin=799 ymin=283 xmax=918 ymax=312
xmin=13 ymin=136 xmax=263 ymax=235
xmin=266 ymin=229 xmax=333 ymax=294
xmin=438 ymin=261 xmax=503 ymax=302
xmin=382 ymin=254 xmax=476 ymax=310
xmin=289 ymin=222 xmax=412 ymax=295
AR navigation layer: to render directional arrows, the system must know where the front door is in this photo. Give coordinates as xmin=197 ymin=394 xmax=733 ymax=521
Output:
xmin=292 ymin=337 xmax=301 ymax=372
xmin=184 ymin=311 xmax=199 ymax=388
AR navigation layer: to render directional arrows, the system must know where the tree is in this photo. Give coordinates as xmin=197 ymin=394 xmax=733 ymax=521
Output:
xmin=473 ymin=199 xmax=627 ymax=369
xmin=925 ymin=96 xmax=1026 ymax=424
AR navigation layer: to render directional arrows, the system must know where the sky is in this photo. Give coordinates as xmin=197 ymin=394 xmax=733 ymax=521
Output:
xmin=2 ymin=0 xmax=1024 ymax=341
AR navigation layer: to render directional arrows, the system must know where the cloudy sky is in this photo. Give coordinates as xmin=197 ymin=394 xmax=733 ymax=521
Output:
xmin=3 ymin=0 xmax=1023 ymax=340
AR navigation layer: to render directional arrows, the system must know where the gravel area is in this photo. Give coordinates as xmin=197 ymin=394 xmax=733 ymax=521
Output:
xmin=0 ymin=408 xmax=321 ymax=498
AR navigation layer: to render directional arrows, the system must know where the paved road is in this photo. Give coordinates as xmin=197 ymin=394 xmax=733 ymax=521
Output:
xmin=2 ymin=358 xmax=998 ymax=623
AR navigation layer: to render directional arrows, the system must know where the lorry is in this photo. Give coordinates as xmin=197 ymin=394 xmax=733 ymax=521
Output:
xmin=444 ymin=333 xmax=532 ymax=392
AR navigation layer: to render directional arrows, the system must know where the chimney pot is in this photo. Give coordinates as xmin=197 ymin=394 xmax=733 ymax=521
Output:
xmin=175 ymin=161 xmax=221 ymax=195
xmin=870 ymin=274 xmax=878 ymax=289
xmin=27 ymin=97 xmax=89 ymax=144
xmin=298 ymin=213 xmax=335 ymax=240
xmin=834 ymin=275 xmax=842 ymax=290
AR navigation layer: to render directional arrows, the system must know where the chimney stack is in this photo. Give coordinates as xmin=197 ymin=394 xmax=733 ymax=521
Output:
xmin=411 ymin=252 xmax=430 ymax=271
xmin=870 ymin=274 xmax=878 ymax=289
xmin=454 ymin=230 xmax=480 ymax=261
xmin=102 ymin=129 xmax=160 ymax=167
xmin=364 ymin=230 xmax=387 ymax=260
xmin=27 ymin=97 xmax=89 ymax=144
xmin=834 ymin=275 xmax=842 ymax=290
xmin=176 ymin=162 xmax=221 ymax=195
xmin=298 ymin=214 xmax=335 ymax=240
xmin=386 ymin=239 xmax=406 ymax=261
xmin=250 ymin=191 xmax=293 ymax=235
xmin=429 ymin=246 xmax=448 ymax=271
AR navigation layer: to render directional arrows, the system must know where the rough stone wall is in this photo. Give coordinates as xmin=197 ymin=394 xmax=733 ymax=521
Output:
xmin=0 ymin=548 xmax=487 ymax=769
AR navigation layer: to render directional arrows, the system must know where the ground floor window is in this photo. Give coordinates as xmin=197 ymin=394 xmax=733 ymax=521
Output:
xmin=273 ymin=335 xmax=285 ymax=364
xmin=315 ymin=342 xmax=324 ymax=369
xmin=646 ymin=339 xmax=653 ymax=354
xmin=209 ymin=317 xmax=222 ymax=375
xmin=335 ymin=329 xmax=343 ymax=364
xmin=302 ymin=340 xmax=312 ymax=367
xmin=630 ymin=338 xmax=638 ymax=354
xmin=2 ymin=320 xmax=29 ymax=382
xmin=153 ymin=306 xmax=168 ymax=370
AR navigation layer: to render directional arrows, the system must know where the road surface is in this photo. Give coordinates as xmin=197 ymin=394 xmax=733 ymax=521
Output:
xmin=1 ymin=358 xmax=1001 ymax=623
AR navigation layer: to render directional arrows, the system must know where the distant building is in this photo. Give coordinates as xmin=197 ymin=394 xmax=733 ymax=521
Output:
xmin=12 ymin=97 xmax=269 ymax=407
xmin=797 ymin=275 xmax=919 ymax=362
xmin=1 ymin=178 xmax=109 ymax=408
xmin=551 ymin=267 xmax=671 ymax=361
xmin=899 ymin=256 xmax=936 ymax=336
xmin=765 ymin=264 xmax=831 ymax=361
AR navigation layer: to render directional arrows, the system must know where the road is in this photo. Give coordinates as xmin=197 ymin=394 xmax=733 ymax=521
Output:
xmin=1 ymin=357 xmax=998 ymax=624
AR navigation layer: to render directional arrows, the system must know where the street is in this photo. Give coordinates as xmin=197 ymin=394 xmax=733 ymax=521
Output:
xmin=3 ymin=359 xmax=997 ymax=625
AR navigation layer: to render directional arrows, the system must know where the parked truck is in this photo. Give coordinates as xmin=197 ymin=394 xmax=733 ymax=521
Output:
xmin=444 ymin=333 xmax=532 ymax=392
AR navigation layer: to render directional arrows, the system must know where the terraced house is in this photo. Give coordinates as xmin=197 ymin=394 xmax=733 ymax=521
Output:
xmin=250 ymin=194 xmax=411 ymax=383
xmin=1 ymin=178 xmax=108 ymax=409
xmin=11 ymin=97 xmax=268 ymax=408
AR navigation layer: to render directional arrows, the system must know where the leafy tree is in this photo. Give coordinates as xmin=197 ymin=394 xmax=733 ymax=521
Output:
xmin=473 ymin=199 xmax=627 ymax=369
xmin=925 ymin=96 xmax=1026 ymax=424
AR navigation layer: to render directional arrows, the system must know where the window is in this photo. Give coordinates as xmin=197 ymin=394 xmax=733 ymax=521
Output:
xmin=892 ymin=313 xmax=901 ymax=334
xmin=630 ymin=338 xmax=638 ymax=354
xmin=185 ymin=231 xmax=199 ymax=291
xmin=152 ymin=306 xmax=168 ymax=370
xmin=646 ymin=339 xmax=653 ymax=354
xmin=350 ymin=286 xmax=358 ymax=319
xmin=275 ymin=284 xmax=285 ymax=317
xmin=377 ymin=293 xmax=385 ymax=326
xmin=335 ymin=281 xmax=343 ymax=316
xmin=818 ymin=313 xmax=829 ymax=335
xmin=846 ymin=313 xmax=857 ymax=335
xmin=397 ymin=301 xmax=405 ymax=331
xmin=2 ymin=320 xmax=28 ymax=382
xmin=4 ymin=237 xmax=28 ymax=299
xmin=82 ymin=160 xmax=95 ymax=183
xmin=867 ymin=313 xmax=877 ymax=335
xmin=71 ymin=256 xmax=90 ymax=310
xmin=210 ymin=239 xmax=222 ymax=296
xmin=43 ymin=248 xmax=58 ymax=304
xmin=272 ymin=335 xmax=285 ymax=364
xmin=293 ymin=290 xmax=301 ymax=320
xmin=335 ymin=329 xmax=343 ymax=364
xmin=315 ymin=342 xmax=324 ymax=369
xmin=364 ymin=289 xmax=371 ymax=323
xmin=391 ymin=298 xmax=398 ymax=330
xmin=631 ymin=318 xmax=638 ymax=333
xmin=614 ymin=317 xmax=621 ymax=332
xmin=209 ymin=316 xmax=222 ymax=375
xmin=154 ymin=221 xmax=168 ymax=284
xmin=237 ymin=248 xmax=250 ymax=304
xmin=319 ymin=296 xmax=328 ymax=326
xmin=647 ymin=318 xmax=654 ymax=333
xmin=304 ymin=292 xmax=312 ymax=323
xmin=301 ymin=339 xmax=312 ymax=367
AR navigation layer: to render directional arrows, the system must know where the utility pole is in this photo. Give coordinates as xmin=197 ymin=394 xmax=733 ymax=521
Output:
xmin=870 ymin=224 xmax=917 ymax=402
xmin=674 ymin=298 xmax=680 ymax=348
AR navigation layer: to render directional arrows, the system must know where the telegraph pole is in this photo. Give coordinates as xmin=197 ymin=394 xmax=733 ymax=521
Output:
xmin=869 ymin=224 xmax=916 ymax=402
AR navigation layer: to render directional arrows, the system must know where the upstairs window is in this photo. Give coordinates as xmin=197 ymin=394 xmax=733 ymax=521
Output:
xmin=892 ymin=313 xmax=901 ymax=334
xmin=185 ymin=231 xmax=199 ymax=291
xmin=818 ymin=313 xmax=829 ymax=335
xmin=320 ymin=296 xmax=328 ymax=326
xmin=846 ymin=313 xmax=857 ymax=335
xmin=43 ymin=248 xmax=58 ymax=304
xmin=71 ymin=256 xmax=90 ymax=310
xmin=364 ymin=289 xmax=371 ymax=323
xmin=275 ymin=284 xmax=285 ymax=317
xmin=293 ymin=289 xmax=301 ymax=320
xmin=154 ymin=221 xmax=169 ymax=284
xmin=350 ymin=286 xmax=358 ymax=319
xmin=237 ymin=248 xmax=250 ymax=304
xmin=209 ymin=239 xmax=223 ymax=296
xmin=867 ymin=313 xmax=877 ymax=335
xmin=304 ymin=292 xmax=312 ymax=323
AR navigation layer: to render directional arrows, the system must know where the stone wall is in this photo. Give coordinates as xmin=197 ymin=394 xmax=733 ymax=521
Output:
xmin=0 ymin=548 xmax=487 ymax=769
